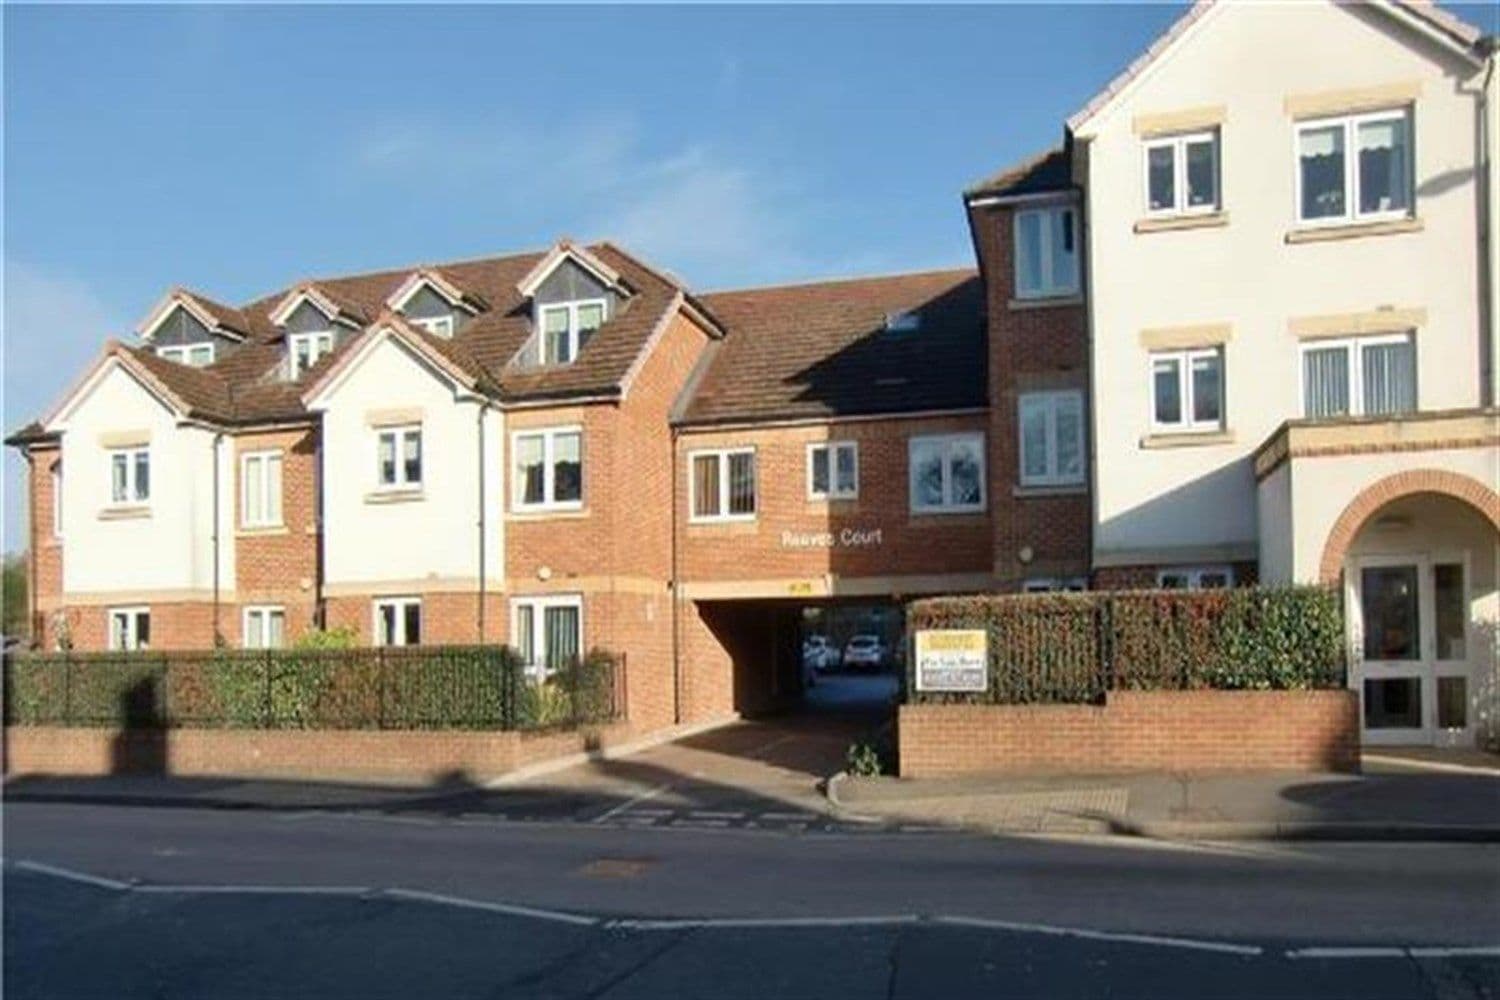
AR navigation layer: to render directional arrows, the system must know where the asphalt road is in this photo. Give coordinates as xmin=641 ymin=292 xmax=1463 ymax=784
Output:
xmin=6 ymin=799 xmax=1499 ymax=999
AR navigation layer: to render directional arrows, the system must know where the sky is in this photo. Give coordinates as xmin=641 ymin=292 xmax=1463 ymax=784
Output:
xmin=3 ymin=2 xmax=1495 ymax=553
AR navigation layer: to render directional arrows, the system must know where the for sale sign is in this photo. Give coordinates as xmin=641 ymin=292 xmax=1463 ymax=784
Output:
xmin=913 ymin=629 xmax=988 ymax=692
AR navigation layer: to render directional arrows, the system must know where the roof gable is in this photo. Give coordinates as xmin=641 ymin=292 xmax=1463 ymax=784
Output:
xmin=386 ymin=268 xmax=487 ymax=315
xmin=516 ymin=240 xmax=626 ymax=299
xmin=300 ymin=312 xmax=484 ymax=411
xmin=137 ymin=288 xmax=250 ymax=342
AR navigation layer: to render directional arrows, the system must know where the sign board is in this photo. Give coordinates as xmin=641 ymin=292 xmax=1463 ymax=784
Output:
xmin=913 ymin=629 xmax=988 ymax=693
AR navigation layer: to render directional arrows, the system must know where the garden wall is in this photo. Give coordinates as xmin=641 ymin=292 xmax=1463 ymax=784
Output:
xmin=898 ymin=690 xmax=1360 ymax=777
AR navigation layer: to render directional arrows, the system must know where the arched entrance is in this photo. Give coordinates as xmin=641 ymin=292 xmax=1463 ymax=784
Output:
xmin=1326 ymin=473 xmax=1500 ymax=747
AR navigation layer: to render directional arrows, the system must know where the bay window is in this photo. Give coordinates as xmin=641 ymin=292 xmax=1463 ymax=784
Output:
xmin=1013 ymin=205 xmax=1079 ymax=299
xmin=1296 ymin=109 xmax=1411 ymax=224
xmin=690 ymin=448 xmax=756 ymax=521
xmin=909 ymin=433 xmax=985 ymax=514
xmin=513 ymin=427 xmax=583 ymax=511
xmin=1302 ymin=334 xmax=1416 ymax=419
xmin=1018 ymin=391 xmax=1085 ymax=486
xmin=1150 ymin=348 xmax=1223 ymax=433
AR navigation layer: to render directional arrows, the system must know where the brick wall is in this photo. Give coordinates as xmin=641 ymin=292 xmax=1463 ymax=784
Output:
xmin=4 ymin=720 xmax=635 ymax=784
xmin=898 ymin=690 xmax=1360 ymax=777
xmin=967 ymin=200 xmax=1092 ymax=588
xmin=232 ymin=426 xmax=320 ymax=645
xmin=1093 ymin=561 xmax=1259 ymax=590
xmin=323 ymin=592 xmax=508 ymax=646
xmin=26 ymin=447 xmax=62 ymax=647
xmin=675 ymin=414 xmax=995 ymax=586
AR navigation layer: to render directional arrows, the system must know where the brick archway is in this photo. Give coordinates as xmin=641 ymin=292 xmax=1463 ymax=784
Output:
xmin=1318 ymin=469 xmax=1500 ymax=583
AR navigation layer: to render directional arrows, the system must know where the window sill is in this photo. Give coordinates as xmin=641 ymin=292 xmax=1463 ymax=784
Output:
xmin=1008 ymin=294 xmax=1083 ymax=312
xmin=909 ymin=506 xmax=988 ymax=520
xmin=364 ymin=488 xmax=425 ymax=505
xmin=1134 ymin=211 xmax=1228 ymax=234
xmin=688 ymin=516 xmax=758 ymax=527
xmin=1012 ymin=484 xmax=1087 ymax=498
xmin=238 ymin=525 xmax=289 ymax=537
xmin=1139 ymin=430 xmax=1236 ymax=449
xmin=806 ymin=495 xmax=860 ymax=505
xmin=98 ymin=505 xmax=151 ymax=521
xmin=510 ymin=506 xmax=589 ymax=521
xmin=1285 ymin=217 xmax=1422 ymax=244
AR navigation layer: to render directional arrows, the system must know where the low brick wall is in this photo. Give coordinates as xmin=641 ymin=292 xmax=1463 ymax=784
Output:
xmin=2 ymin=722 xmax=635 ymax=784
xmin=899 ymin=690 xmax=1359 ymax=777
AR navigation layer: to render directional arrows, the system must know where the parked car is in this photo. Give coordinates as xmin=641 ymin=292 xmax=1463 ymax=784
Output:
xmin=802 ymin=635 xmax=840 ymax=672
xmin=842 ymin=634 xmax=887 ymax=671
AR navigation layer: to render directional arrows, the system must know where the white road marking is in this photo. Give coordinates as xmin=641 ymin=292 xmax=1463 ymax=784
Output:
xmin=135 ymin=884 xmax=371 ymax=896
xmin=1407 ymin=945 xmax=1500 ymax=958
xmin=1286 ymin=946 xmax=1407 ymax=959
xmin=687 ymin=811 xmax=744 ymax=820
xmin=934 ymin=915 xmax=1265 ymax=956
xmin=384 ymin=888 xmax=598 ymax=926
xmin=761 ymin=812 xmax=821 ymax=822
xmin=1287 ymin=945 xmax=1500 ymax=960
xmin=672 ymin=819 xmax=731 ymax=828
xmin=12 ymin=860 xmax=130 ymax=891
xmin=609 ymin=915 xmax=920 ymax=931
xmin=591 ymin=782 xmax=674 ymax=824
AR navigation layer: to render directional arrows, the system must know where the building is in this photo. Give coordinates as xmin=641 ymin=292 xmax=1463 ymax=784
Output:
xmin=10 ymin=0 xmax=1497 ymax=747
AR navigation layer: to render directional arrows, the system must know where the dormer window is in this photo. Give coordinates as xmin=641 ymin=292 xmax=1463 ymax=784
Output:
xmin=540 ymin=300 xmax=606 ymax=365
xmin=884 ymin=311 xmax=921 ymax=335
xmin=156 ymin=344 xmax=215 ymax=367
xmin=289 ymin=331 xmax=333 ymax=379
xmin=409 ymin=315 xmax=454 ymax=338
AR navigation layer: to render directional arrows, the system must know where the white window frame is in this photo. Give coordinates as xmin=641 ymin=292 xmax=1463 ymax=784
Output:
xmin=156 ymin=343 xmax=216 ymax=367
xmin=1012 ymin=204 xmax=1079 ymax=300
xmin=1018 ymin=391 xmax=1086 ymax=487
xmin=510 ymin=594 xmax=584 ymax=677
xmin=288 ymin=331 xmax=334 ymax=379
xmin=51 ymin=464 xmax=62 ymax=538
xmin=1298 ymin=333 xmax=1417 ymax=419
xmin=1294 ymin=108 xmax=1413 ymax=227
xmin=107 ymin=606 xmax=150 ymax=651
xmin=240 ymin=450 xmax=284 ymax=528
xmin=107 ymin=446 xmax=150 ymax=507
xmin=373 ymin=597 xmax=422 ymax=647
xmin=538 ymin=298 xmax=607 ymax=365
xmin=375 ymin=424 xmax=423 ymax=490
xmin=1149 ymin=347 xmax=1224 ymax=434
xmin=806 ymin=441 xmax=859 ymax=501
xmin=511 ymin=426 xmax=584 ymax=512
xmin=1023 ymin=577 xmax=1088 ymax=593
xmin=242 ymin=605 xmax=286 ymax=650
xmin=1156 ymin=566 xmax=1235 ymax=590
xmin=409 ymin=315 xmax=454 ymax=338
xmin=688 ymin=447 xmax=757 ymax=523
xmin=908 ymin=432 xmax=987 ymax=515
xmin=1142 ymin=129 xmax=1220 ymax=217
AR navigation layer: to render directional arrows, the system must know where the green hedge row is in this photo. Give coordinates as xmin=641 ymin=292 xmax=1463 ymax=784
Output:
xmin=907 ymin=586 xmax=1344 ymax=705
xmin=4 ymin=646 xmax=621 ymax=731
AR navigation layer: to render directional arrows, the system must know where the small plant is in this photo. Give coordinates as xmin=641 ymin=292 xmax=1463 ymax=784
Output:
xmin=845 ymin=741 xmax=883 ymax=777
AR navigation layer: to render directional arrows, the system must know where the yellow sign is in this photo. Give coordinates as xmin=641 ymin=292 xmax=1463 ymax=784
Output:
xmin=786 ymin=581 xmax=815 ymax=596
xmin=914 ymin=629 xmax=988 ymax=692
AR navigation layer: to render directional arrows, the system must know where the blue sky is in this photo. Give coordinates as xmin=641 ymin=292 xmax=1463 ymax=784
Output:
xmin=3 ymin=2 xmax=1494 ymax=552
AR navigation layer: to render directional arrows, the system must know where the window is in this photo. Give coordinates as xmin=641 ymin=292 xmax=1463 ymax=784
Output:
xmin=156 ymin=343 xmax=215 ymax=367
xmin=243 ymin=606 xmax=286 ymax=650
xmin=108 ymin=607 xmax=150 ymax=651
xmin=690 ymin=449 xmax=756 ymax=521
xmin=909 ymin=433 xmax=986 ymax=514
xmin=1296 ymin=109 xmax=1411 ymax=224
xmin=511 ymin=595 xmax=583 ymax=676
xmin=51 ymin=464 xmax=62 ymax=538
xmin=513 ymin=428 xmax=583 ymax=511
xmin=409 ymin=315 xmax=454 ymax=338
xmin=807 ymin=441 xmax=858 ymax=500
xmin=539 ymin=299 xmax=606 ymax=365
xmin=1013 ymin=205 xmax=1079 ymax=299
xmin=289 ymin=331 xmax=334 ymax=379
xmin=240 ymin=451 xmax=284 ymax=527
xmin=1157 ymin=566 xmax=1234 ymax=590
xmin=1018 ymin=392 xmax=1085 ymax=487
xmin=109 ymin=447 xmax=150 ymax=505
xmin=1150 ymin=348 xmax=1224 ymax=432
xmin=376 ymin=425 xmax=422 ymax=489
xmin=1301 ymin=334 xmax=1416 ymax=419
xmin=1144 ymin=130 xmax=1219 ymax=215
xmin=374 ymin=597 xmax=421 ymax=647
xmin=1023 ymin=577 xmax=1088 ymax=593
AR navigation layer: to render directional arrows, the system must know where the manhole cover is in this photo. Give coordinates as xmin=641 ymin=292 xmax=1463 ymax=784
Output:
xmin=575 ymin=858 xmax=656 ymax=880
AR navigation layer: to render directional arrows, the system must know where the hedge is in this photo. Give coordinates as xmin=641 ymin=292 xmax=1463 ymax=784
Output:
xmin=3 ymin=645 xmax=623 ymax=731
xmin=907 ymin=586 xmax=1344 ymax=705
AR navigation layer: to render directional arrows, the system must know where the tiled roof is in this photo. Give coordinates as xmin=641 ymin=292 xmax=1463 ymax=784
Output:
xmin=680 ymin=268 xmax=985 ymax=425
xmin=965 ymin=147 xmax=1072 ymax=200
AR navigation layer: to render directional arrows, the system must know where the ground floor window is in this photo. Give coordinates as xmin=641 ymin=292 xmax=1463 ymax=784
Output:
xmin=511 ymin=595 xmax=582 ymax=675
xmin=108 ymin=607 xmax=150 ymax=651
xmin=1022 ymin=577 xmax=1088 ymax=593
xmin=243 ymin=606 xmax=286 ymax=649
xmin=1157 ymin=566 xmax=1233 ymax=590
xmin=374 ymin=597 xmax=422 ymax=647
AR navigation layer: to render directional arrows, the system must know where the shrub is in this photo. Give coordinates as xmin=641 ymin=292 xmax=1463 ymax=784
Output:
xmin=907 ymin=586 xmax=1344 ymax=705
